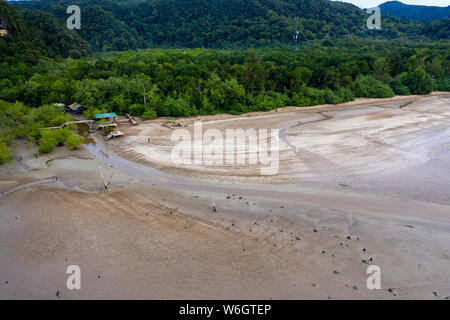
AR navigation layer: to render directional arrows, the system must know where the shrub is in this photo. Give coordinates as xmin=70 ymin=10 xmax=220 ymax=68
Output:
xmin=389 ymin=78 xmax=410 ymax=95
xmin=399 ymin=67 xmax=434 ymax=95
xmin=39 ymin=133 xmax=57 ymax=153
xmin=435 ymin=77 xmax=450 ymax=92
xmin=323 ymin=89 xmax=340 ymax=104
xmin=39 ymin=129 xmax=69 ymax=153
xmin=66 ymin=133 xmax=84 ymax=150
xmin=162 ymin=97 xmax=191 ymax=117
xmin=142 ymin=108 xmax=157 ymax=120
xmin=251 ymin=91 xmax=288 ymax=111
xmin=129 ymin=104 xmax=146 ymax=116
xmin=0 ymin=140 xmax=12 ymax=164
xmin=83 ymin=107 xmax=108 ymax=119
xmin=336 ymin=87 xmax=355 ymax=102
xmin=354 ymin=75 xmax=395 ymax=98
xmin=52 ymin=129 xmax=66 ymax=145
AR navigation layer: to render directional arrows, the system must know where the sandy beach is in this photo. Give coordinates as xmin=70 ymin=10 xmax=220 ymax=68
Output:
xmin=1 ymin=93 xmax=449 ymax=299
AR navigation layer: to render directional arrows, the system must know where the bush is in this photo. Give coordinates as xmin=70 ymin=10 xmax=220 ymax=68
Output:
xmin=162 ymin=97 xmax=191 ymax=117
xmin=435 ymin=77 xmax=450 ymax=92
xmin=26 ymin=104 xmax=71 ymax=128
xmin=52 ymin=129 xmax=66 ymax=145
xmin=39 ymin=132 xmax=57 ymax=153
xmin=39 ymin=129 xmax=70 ymax=153
xmin=290 ymin=87 xmax=326 ymax=107
xmin=290 ymin=92 xmax=312 ymax=107
xmin=389 ymin=78 xmax=410 ymax=95
xmin=336 ymin=87 xmax=355 ymax=102
xmin=399 ymin=67 xmax=434 ymax=95
xmin=83 ymin=107 xmax=108 ymax=119
xmin=354 ymin=75 xmax=395 ymax=98
xmin=142 ymin=108 xmax=157 ymax=120
xmin=323 ymin=89 xmax=340 ymax=104
xmin=250 ymin=91 xmax=288 ymax=111
xmin=66 ymin=133 xmax=84 ymax=150
xmin=129 ymin=104 xmax=146 ymax=116
xmin=0 ymin=140 xmax=12 ymax=164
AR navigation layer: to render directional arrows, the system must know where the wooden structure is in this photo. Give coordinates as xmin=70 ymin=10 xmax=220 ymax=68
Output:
xmin=95 ymin=112 xmax=118 ymax=120
xmin=66 ymin=102 xmax=85 ymax=114
xmin=40 ymin=120 xmax=116 ymax=133
xmin=104 ymin=131 xmax=124 ymax=141
xmin=126 ymin=114 xmax=138 ymax=125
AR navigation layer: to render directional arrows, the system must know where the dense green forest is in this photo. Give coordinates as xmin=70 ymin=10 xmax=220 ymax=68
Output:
xmin=0 ymin=0 xmax=91 ymax=62
xmin=13 ymin=0 xmax=450 ymax=51
xmin=2 ymin=42 xmax=448 ymax=118
xmin=0 ymin=0 xmax=449 ymax=163
xmin=0 ymin=0 xmax=90 ymax=162
xmin=380 ymin=1 xmax=450 ymax=23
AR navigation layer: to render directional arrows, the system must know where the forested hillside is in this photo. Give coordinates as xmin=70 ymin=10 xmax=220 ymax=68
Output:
xmin=380 ymin=1 xmax=450 ymax=22
xmin=13 ymin=0 xmax=449 ymax=52
xmin=0 ymin=0 xmax=90 ymax=63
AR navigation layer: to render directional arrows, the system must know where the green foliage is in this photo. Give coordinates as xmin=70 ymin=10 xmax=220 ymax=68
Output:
xmin=38 ymin=130 xmax=57 ymax=153
xmin=435 ymin=77 xmax=450 ymax=91
xmin=3 ymin=0 xmax=447 ymax=166
xmin=83 ymin=107 xmax=107 ymax=120
xmin=354 ymin=75 xmax=395 ymax=98
xmin=161 ymin=97 xmax=192 ymax=117
xmin=129 ymin=104 xmax=146 ymax=117
xmin=373 ymin=58 xmax=392 ymax=83
xmin=37 ymin=129 xmax=84 ymax=153
xmin=389 ymin=78 xmax=411 ymax=95
xmin=0 ymin=100 xmax=83 ymax=159
xmin=1 ymin=43 xmax=448 ymax=150
xmin=0 ymin=0 xmax=90 ymax=65
xmin=380 ymin=1 xmax=450 ymax=23
xmin=13 ymin=0 xmax=448 ymax=52
xmin=66 ymin=133 xmax=84 ymax=150
xmin=0 ymin=134 xmax=12 ymax=164
xmin=400 ymin=67 xmax=435 ymax=95
xmin=249 ymin=91 xmax=289 ymax=111
xmin=336 ymin=87 xmax=356 ymax=102
xmin=142 ymin=108 xmax=158 ymax=120
xmin=290 ymin=67 xmax=313 ymax=92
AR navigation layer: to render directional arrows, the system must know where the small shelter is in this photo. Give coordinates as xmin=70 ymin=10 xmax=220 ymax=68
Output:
xmin=95 ymin=112 xmax=118 ymax=120
xmin=66 ymin=102 xmax=85 ymax=114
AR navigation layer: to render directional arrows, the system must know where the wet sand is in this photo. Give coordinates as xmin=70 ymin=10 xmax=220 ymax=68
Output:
xmin=1 ymin=93 xmax=449 ymax=299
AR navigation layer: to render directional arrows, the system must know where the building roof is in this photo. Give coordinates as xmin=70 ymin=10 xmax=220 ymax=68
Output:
xmin=95 ymin=112 xmax=118 ymax=119
xmin=67 ymin=102 xmax=83 ymax=111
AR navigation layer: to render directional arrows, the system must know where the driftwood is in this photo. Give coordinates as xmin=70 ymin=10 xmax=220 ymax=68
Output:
xmin=98 ymin=164 xmax=114 ymax=189
xmin=162 ymin=121 xmax=187 ymax=130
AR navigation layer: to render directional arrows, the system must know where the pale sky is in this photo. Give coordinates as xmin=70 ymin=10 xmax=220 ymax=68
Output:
xmin=331 ymin=0 xmax=450 ymax=8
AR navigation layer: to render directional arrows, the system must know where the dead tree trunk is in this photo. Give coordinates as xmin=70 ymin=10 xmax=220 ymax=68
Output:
xmin=98 ymin=164 xmax=114 ymax=189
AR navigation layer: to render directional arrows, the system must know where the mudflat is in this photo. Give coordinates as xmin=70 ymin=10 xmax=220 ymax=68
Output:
xmin=1 ymin=93 xmax=449 ymax=299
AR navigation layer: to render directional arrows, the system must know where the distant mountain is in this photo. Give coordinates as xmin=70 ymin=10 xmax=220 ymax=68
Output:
xmin=380 ymin=1 xmax=450 ymax=22
xmin=0 ymin=0 xmax=90 ymax=62
xmin=11 ymin=0 xmax=448 ymax=53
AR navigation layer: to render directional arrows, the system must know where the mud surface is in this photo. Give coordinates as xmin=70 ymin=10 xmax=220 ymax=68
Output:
xmin=1 ymin=93 xmax=449 ymax=299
